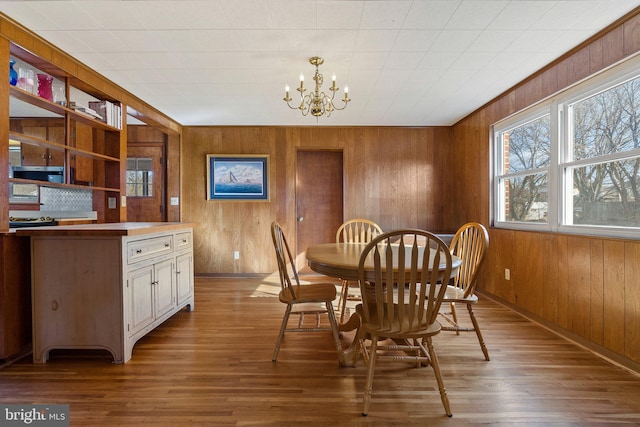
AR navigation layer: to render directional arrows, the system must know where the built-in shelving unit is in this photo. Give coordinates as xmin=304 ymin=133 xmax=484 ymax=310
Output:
xmin=4 ymin=40 xmax=127 ymax=225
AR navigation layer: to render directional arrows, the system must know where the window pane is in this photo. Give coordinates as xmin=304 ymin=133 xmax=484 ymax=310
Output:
xmin=571 ymin=76 xmax=640 ymax=161
xmin=138 ymin=158 xmax=153 ymax=171
xmin=502 ymin=174 xmax=548 ymax=222
xmin=501 ymin=115 xmax=550 ymax=174
xmin=571 ymin=158 xmax=640 ymax=226
xmin=125 ymin=157 xmax=154 ymax=198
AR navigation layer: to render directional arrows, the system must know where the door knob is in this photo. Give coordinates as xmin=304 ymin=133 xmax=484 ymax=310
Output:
xmin=297 ymin=216 xmax=304 ymax=222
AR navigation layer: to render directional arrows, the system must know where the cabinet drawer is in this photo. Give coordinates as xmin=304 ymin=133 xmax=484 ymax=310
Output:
xmin=175 ymin=231 xmax=192 ymax=250
xmin=127 ymin=235 xmax=173 ymax=264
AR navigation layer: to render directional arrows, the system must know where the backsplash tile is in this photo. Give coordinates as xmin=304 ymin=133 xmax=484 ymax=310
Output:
xmin=40 ymin=187 xmax=93 ymax=211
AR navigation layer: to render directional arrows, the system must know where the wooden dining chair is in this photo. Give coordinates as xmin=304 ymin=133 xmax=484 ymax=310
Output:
xmin=439 ymin=222 xmax=490 ymax=360
xmin=270 ymin=222 xmax=343 ymax=362
xmin=335 ymin=219 xmax=383 ymax=323
xmin=354 ymin=229 xmax=453 ymax=417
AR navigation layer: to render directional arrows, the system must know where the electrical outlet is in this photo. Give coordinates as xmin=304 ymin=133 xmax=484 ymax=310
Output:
xmin=505 ymin=268 xmax=511 ymax=280
xmin=108 ymin=197 xmax=116 ymax=209
xmin=233 ymin=251 xmax=240 ymax=260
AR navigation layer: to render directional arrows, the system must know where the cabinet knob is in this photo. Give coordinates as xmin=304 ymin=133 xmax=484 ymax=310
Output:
xmin=136 ymin=249 xmax=142 ymax=254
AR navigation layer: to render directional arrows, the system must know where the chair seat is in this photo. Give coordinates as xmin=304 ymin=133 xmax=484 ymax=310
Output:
xmin=279 ymin=282 xmax=337 ymax=304
xmin=356 ymin=304 xmax=442 ymax=339
xmin=443 ymin=285 xmax=479 ymax=303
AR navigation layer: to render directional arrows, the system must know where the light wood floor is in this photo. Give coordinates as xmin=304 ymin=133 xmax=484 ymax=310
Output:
xmin=1 ymin=275 xmax=640 ymax=426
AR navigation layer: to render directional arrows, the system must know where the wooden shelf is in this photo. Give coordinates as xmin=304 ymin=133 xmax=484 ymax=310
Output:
xmin=9 ymin=131 xmax=120 ymax=163
xmin=9 ymin=177 xmax=120 ymax=193
xmin=10 ymin=86 xmax=122 ymax=132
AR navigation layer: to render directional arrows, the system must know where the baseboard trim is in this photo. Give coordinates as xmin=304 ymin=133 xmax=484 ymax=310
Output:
xmin=478 ymin=290 xmax=640 ymax=378
xmin=196 ymin=273 xmax=269 ymax=278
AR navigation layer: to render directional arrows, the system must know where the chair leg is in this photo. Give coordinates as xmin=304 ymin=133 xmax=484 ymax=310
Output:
xmin=362 ymin=334 xmax=379 ymax=416
xmin=425 ymin=337 xmax=452 ymax=417
xmin=339 ymin=280 xmax=349 ymax=323
xmin=467 ymin=304 xmax=490 ymax=361
xmin=272 ymin=304 xmax=292 ymax=362
xmin=450 ymin=302 xmax=460 ymax=335
xmin=326 ymin=301 xmax=344 ymax=358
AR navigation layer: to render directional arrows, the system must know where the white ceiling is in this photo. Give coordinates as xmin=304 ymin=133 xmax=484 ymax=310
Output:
xmin=1 ymin=0 xmax=639 ymax=127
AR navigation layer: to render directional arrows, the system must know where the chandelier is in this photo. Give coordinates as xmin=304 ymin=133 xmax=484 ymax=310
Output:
xmin=283 ymin=56 xmax=350 ymax=118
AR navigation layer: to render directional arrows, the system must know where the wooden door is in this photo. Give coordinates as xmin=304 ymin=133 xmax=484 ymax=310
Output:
xmin=126 ymin=144 xmax=165 ymax=222
xmin=296 ymin=150 xmax=344 ymax=273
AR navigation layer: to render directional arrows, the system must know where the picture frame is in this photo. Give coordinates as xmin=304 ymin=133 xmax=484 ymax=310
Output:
xmin=206 ymin=154 xmax=269 ymax=201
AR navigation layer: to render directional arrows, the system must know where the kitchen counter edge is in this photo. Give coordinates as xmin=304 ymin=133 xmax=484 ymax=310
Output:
xmin=15 ymin=222 xmax=196 ymax=237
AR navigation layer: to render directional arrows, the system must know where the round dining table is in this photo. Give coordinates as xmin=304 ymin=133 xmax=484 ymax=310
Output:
xmin=306 ymin=242 xmax=461 ymax=281
xmin=305 ymin=242 xmax=461 ymax=367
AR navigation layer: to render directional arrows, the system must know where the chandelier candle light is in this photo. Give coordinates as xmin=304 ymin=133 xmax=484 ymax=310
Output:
xmin=284 ymin=56 xmax=350 ymax=118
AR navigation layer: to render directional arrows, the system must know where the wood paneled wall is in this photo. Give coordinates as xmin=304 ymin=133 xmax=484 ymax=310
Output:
xmin=452 ymin=10 xmax=640 ymax=369
xmin=181 ymin=126 xmax=451 ymax=275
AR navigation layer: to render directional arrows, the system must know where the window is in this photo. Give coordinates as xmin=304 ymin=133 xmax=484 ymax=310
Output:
xmin=495 ymin=112 xmax=551 ymax=224
xmin=126 ymin=157 xmax=153 ymax=197
xmin=492 ymin=55 xmax=640 ymax=238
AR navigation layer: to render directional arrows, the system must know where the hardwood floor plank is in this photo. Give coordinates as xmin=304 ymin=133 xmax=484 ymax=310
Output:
xmin=1 ymin=276 xmax=640 ymax=426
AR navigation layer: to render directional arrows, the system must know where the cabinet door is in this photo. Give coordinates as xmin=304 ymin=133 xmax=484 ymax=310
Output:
xmin=47 ymin=126 xmax=65 ymax=166
xmin=20 ymin=124 xmax=65 ymax=166
xmin=154 ymin=259 xmax=175 ymax=319
xmin=176 ymin=253 xmax=193 ymax=305
xmin=127 ymin=265 xmax=154 ymax=335
xmin=21 ymin=144 xmax=48 ymax=166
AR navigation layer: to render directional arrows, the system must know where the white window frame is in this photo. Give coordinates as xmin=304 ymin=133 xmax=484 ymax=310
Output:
xmin=492 ymin=102 xmax=555 ymax=233
xmin=492 ymin=53 xmax=640 ymax=239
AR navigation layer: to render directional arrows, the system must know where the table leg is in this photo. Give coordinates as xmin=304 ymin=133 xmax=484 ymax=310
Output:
xmin=337 ymin=312 xmax=361 ymax=367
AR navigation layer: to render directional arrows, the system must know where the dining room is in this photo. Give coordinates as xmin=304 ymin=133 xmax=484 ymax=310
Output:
xmin=2 ymin=1 xmax=640 ymax=425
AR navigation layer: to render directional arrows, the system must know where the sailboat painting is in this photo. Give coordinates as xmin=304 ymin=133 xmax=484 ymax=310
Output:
xmin=207 ymin=154 xmax=269 ymax=200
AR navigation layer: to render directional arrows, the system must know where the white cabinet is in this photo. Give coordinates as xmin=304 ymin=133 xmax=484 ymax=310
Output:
xmin=21 ymin=223 xmax=194 ymax=364
xmin=127 ymin=258 xmax=176 ymax=336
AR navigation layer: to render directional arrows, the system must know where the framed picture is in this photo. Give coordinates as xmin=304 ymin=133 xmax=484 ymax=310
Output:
xmin=206 ymin=154 xmax=269 ymax=201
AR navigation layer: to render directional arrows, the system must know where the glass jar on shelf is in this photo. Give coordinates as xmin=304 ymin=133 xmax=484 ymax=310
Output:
xmin=16 ymin=67 xmax=34 ymax=93
xmin=37 ymin=74 xmax=54 ymax=101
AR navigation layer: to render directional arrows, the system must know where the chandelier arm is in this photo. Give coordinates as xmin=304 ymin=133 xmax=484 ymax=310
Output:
xmin=329 ymin=98 xmax=350 ymax=111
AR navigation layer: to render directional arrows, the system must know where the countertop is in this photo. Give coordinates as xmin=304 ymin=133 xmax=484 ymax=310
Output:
xmin=15 ymin=222 xmax=195 ymax=237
